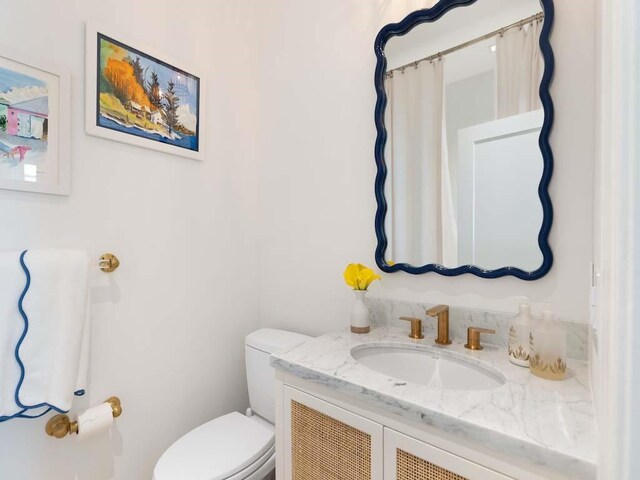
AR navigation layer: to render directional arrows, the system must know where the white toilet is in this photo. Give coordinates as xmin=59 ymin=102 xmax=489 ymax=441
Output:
xmin=153 ymin=329 xmax=310 ymax=480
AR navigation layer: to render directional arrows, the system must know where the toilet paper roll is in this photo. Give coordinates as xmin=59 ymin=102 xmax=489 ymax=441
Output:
xmin=77 ymin=402 xmax=114 ymax=440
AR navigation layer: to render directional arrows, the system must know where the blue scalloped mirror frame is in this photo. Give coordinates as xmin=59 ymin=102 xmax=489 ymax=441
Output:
xmin=373 ymin=0 xmax=554 ymax=280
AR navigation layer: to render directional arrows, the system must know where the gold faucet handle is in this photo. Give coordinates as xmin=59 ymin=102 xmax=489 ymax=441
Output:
xmin=465 ymin=327 xmax=496 ymax=350
xmin=399 ymin=317 xmax=424 ymax=339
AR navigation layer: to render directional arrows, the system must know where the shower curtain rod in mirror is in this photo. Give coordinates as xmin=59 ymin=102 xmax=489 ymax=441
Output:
xmin=385 ymin=11 xmax=544 ymax=77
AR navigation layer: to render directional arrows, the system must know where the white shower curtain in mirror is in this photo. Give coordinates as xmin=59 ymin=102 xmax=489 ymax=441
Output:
xmin=387 ymin=60 xmax=457 ymax=266
xmin=496 ymin=20 xmax=543 ymax=118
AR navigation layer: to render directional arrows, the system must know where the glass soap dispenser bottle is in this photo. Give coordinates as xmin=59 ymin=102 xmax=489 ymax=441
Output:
xmin=529 ymin=307 xmax=567 ymax=380
xmin=508 ymin=298 xmax=533 ymax=367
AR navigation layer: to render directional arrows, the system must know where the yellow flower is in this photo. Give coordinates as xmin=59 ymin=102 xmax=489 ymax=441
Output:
xmin=343 ymin=263 xmax=381 ymax=291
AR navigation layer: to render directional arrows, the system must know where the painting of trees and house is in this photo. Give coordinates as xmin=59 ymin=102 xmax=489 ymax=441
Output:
xmin=97 ymin=34 xmax=200 ymax=151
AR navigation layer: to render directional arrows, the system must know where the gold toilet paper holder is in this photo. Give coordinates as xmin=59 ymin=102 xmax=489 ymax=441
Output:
xmin=45 ymin=396 xmax=122 ymax=439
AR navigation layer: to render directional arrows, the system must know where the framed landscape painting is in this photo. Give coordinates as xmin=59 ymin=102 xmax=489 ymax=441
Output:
xmin=0 ymin=51 xmax=70 ymax=195
xmin=85 ymin=24 xmax=205 ymax=161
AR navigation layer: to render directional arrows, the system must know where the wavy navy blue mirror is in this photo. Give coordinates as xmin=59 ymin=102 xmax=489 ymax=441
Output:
xmin=374 ymin=0 xmax=554 ymax=280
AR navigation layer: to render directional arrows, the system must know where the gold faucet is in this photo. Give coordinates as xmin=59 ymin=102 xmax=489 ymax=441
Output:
xmin=426 ymin=305 xmax=451 ymax=345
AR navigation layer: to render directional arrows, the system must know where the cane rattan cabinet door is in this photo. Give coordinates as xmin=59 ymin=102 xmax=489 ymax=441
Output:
xmin=384 ymin=428 xmax=512 ymax=480
xmin=284 ymin=386 xmax=384 ymax=480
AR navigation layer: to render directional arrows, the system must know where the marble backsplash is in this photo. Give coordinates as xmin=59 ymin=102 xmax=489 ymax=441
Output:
xmin=365 ymin=297 xmax=588 ymax=361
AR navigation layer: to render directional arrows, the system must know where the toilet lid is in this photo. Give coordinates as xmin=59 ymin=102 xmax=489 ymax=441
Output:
xmin=154 ymin=412 xmax=275 ymax=480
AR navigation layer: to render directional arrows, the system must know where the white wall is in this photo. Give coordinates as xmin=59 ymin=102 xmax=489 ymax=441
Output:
xmin=253 ymin=0 xmax=596 ymax=336
xmin=446 ymin=69 xmax=495 ymax=216
xmin=0 ymin=1 xmax=261 ymax=479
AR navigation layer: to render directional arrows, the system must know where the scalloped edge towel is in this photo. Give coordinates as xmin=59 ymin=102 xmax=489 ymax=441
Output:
xmin=0 ymin=249 xmax=90 ymax=421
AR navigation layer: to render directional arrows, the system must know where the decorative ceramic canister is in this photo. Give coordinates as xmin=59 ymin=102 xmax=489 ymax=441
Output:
xmin=529 ymin=309 xmax=568 ymax=380
xmin=508 ymin=299 xmax=534 ymax=367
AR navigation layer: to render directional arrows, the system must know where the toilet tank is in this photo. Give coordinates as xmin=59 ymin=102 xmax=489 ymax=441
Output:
xmin=245 ymin=329 xmax=310 ymax=424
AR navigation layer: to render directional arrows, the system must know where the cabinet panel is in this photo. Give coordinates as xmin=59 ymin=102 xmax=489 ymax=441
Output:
xmin=396 ymin=448 xmax=469 ymax=480
xmin=284 ymin=386 xmax=384 ymax=480
xmin=385 ymin=428 xmax=512 ymax=480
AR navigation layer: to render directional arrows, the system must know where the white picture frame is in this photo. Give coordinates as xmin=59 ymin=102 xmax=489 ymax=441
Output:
xmin=85 ymin=22 xmax=205 ymax=161
xmin=0 ymin=49 xmax=70 ymax=195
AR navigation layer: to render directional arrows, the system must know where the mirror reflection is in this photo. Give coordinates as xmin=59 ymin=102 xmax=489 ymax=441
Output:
xmin=383 ymin=0 xmax=545 ymax=272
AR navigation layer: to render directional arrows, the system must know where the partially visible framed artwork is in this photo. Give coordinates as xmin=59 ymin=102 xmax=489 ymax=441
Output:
xmin=85 ymin=23 xmax=205 ymax=161
xmin=0 ymin=51 xmax=70 ymax=195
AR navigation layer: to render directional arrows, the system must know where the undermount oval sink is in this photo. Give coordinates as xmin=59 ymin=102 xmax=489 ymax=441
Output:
xmin=351 ymin=345 xmax=506 ymax=390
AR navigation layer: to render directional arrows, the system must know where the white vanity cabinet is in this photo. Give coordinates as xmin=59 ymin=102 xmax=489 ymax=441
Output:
xmin=278 ymin=384 xmax=517 ymax=480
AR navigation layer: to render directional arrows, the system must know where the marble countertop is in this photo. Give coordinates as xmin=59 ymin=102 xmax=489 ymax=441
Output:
xmin=271 ymin=326 xmax=597 ymax=479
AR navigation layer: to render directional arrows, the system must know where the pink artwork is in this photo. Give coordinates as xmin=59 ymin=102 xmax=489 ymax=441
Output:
xmin=0 ymin=66 xmax=48 ymax=166
xmin=0 ymin=53 xmax=68 ymax=195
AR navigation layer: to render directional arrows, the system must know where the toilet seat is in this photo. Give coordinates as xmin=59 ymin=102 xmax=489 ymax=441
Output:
xmin=153 ymin=412 xmax=275 ymax=480
xmin=225 ymin=445 xmax=275 ymax=480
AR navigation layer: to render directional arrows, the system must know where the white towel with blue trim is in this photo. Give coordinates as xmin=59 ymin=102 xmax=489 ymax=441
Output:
xmin=0 ymin=249 xmax=91 ymax=421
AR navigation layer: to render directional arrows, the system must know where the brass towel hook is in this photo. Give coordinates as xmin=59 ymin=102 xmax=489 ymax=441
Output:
xmin=45 ymin=396 xmax=122 ymax=439
xmin=98 ymin=253 xmax=120 ymax=273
